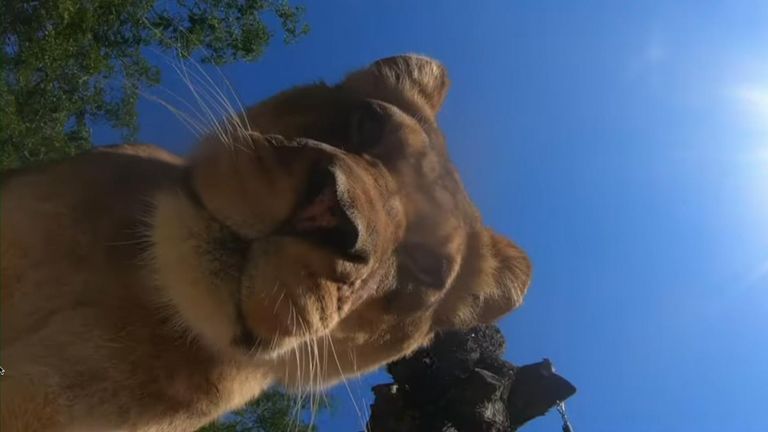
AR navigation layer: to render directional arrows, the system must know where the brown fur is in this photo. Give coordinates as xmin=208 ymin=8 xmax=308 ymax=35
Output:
xmin=1 ymin=55 xmax=531 ymax=431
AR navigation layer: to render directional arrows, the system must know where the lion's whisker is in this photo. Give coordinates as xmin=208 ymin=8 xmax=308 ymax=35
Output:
xmin=329 ymin=335 xmax=366 ymax=432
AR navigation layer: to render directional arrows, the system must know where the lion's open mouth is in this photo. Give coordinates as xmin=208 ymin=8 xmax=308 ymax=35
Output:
xmin=276 ymin=165 xmax=368 ymax=264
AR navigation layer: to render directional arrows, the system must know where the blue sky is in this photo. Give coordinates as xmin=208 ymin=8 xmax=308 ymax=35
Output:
xmin=95 ymin=1 xmax=768 ymax=430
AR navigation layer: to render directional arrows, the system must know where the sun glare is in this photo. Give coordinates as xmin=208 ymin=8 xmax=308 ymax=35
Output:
xmin=726 ymin=75 xmax=768 ymax=290
xmin=734 ymin=85 xmax=768 ymax=129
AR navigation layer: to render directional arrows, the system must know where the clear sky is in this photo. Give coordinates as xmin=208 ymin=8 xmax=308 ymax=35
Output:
xmin=94 ymin=1 xmax=768 ymax=430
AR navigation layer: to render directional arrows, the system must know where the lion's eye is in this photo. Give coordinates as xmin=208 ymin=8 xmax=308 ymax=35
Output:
xmin=400 ymin=243 xmax=452 ymax=290
xmin=348 ymin=99 xmax=388 ymax=153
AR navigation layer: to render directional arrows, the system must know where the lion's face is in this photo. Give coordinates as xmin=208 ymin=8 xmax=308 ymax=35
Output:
xmin=176 ymin=55 xmax=531 ymax=390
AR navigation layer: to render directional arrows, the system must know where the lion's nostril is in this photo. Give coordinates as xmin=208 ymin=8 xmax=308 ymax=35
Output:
xmin=339 ymin=248 xmax=370 ymax=264
xmin=332 ymin=204 xmax=360 ymax=251
xmin=275 ymin=164 xmax=367 ymax=262
xmin=292 ymin=217 xmax=362 ymax=263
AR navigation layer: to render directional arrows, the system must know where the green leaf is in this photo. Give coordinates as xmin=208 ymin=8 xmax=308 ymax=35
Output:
xmin=1 ymin=0 xmax=309 ymax=171
xmin=196 ymin=389 xmax=333 ymax=432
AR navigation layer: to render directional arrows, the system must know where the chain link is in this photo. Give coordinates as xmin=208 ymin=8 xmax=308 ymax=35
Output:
xmin=556 ymin=401 xmax=574 ymax=432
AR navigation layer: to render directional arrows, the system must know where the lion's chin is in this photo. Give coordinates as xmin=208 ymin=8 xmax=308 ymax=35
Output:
xmin=229 ymin=326 xmax=336 ymax=363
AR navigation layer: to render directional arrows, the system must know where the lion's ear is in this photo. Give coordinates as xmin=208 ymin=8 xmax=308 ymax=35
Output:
xmin=434 ymin=230 xmax=532 ymax=329
xmin=474 ymin=231 xmax=532 ymax=324
xmin=343 ymin=54 xmax=450 ymax=116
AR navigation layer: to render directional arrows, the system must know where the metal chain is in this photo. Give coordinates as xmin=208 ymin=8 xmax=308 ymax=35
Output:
xmin=555 ymin=401 xmax=574 ymax=432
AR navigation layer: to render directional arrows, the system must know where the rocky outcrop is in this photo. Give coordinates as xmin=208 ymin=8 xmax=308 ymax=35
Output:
xmin=366 ymin=325 xmax=576 ymax=432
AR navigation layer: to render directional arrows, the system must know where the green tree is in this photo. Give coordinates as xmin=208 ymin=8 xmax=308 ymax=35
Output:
xmin=1 ymin=0 xmax=309 ymax=170
xmin=198 ymin=389 xmax=331 ymax=432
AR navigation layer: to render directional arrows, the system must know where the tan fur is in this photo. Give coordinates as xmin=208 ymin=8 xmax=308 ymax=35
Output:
xmin=1 ymin=55 xmax=532 ymax=431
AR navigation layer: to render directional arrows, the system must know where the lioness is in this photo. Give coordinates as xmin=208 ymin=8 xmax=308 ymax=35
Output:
xmin=0 ymin=55 xmax=531 ymax=431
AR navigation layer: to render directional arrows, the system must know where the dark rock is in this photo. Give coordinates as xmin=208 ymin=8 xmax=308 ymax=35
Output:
xmin=366 ymin=325 xmax=576 ymax=432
